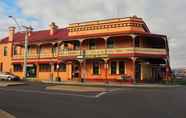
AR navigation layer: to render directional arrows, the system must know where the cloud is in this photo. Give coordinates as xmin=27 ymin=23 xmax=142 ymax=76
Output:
xmin=0 ymin=0 xmax=186 ymax=68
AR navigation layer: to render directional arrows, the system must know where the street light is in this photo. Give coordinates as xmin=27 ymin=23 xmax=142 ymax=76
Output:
xmin=8 ymin=16 xmax=33 ymax=80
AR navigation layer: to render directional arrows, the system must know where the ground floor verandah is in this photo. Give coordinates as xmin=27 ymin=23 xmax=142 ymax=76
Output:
xmin=12 ymin=57 xmax=171 ymax=83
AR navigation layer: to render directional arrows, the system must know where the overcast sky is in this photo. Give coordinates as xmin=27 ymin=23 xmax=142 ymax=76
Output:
xmin=0 ymin=0 xmax=185 ymax=68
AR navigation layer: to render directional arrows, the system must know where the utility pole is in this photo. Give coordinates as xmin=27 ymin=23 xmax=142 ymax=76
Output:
xmin=8 ymin=16 xmax=32 ymax=80
xmin=23 ymin=27 xmax=28 ymax=79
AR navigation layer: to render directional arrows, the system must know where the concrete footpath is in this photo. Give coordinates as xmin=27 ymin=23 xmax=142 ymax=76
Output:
xmin=42 ymin=80 xmax=181 ymax=88
xmin=0 ymin=81 xmax=25 ymax=87
xmin=0 ymin=109 xmax=15 ymax=118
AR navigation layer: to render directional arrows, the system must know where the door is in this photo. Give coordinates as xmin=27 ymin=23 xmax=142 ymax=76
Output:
xmin=135 ymin=63 xmax=141 ymax=81
xmin=152 ymin=65 xmax=162 ymax=82
xmin=72 ymin=62 xmax=80 ymax=80
xmin=26 ymin=64 xmax=36 ymax=80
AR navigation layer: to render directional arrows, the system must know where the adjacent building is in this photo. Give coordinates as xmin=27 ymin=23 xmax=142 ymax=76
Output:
xmin=0 ymin=16 xmax=172 ymax=82
xmin=173 ymin=68 xmax=186 ymax=80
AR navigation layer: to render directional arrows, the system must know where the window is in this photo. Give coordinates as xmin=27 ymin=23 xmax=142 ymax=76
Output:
xmin=64 ymin=42 xmax=68 ymax=50
xmin=13 ymin=64 xmax=23 ymax=72
xmin=52 ymin=46 xmax=57 ymax=54
xmin=89 ymin=39 xmax=96 ymax=49
xmin=111 ymin=61 xmax=117 ymax=74
xmin=119 ymin=61 xmax=125 ymax=74
xmin=74 ymin=41 xmax=80 ymax=50
xmin=0 ymin=63 xmax=2 ymax=72
xmin=107 ymin=38 xmax=114 ymax=48
xmin=28 ymin=46 xmax=31 ymax=55
xmin=93 ymin=62 xmax=99 ymax=75
xmin=135 ymin=38 xmax=140 ymax=47
xmin=54 ymin=63 xmax=66 ymax=72
xmin=13 ymin=46 xmax=18 ymax=55
xmin=37 ymin=47 xmax=40 ymax=54
xmin=39 ymin=64 xmax=51 ymax=72
xmin=3 ymin=47 xmax=8 ymax=56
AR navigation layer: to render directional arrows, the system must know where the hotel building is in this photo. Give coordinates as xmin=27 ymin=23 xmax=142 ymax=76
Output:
xmin=0 ymin=16 xmax=172 ymax=83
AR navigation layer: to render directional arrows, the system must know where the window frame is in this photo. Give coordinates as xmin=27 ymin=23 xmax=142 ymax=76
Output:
xmin=110 ymin=61 xmax=117 ymax=75
xmin=13 ymin=64 xmax=23 ymax=72
xmin=54 ymin=63 xmax=66 ymax=72
xmin=3 ymin=46 xmax=8 ymax=56
xmin=89 ymin=39 xmax=96 ymax=49
xmin=107 ymin=38 xmax=114 ymax=48
xmin=92 ymin=61 xmax=100 ymax=75
xmin=135 ymin=38 xmax=140 ymax=47
xmin=119 ymin=61 xmax=125 ymax=74
xmin=39 ymin=64 xmax=51 ymax=72
xmin=13 ymin=46 xmax=18 ymax=55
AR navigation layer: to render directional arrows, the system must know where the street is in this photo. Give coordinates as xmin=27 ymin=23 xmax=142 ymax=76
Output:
xmin=0 ymin=82 xmax=186 ymax=118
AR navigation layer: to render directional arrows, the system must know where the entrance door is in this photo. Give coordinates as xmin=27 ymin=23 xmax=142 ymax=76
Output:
xmin=152 ymin=65 xmax=162 ymax=82
xmin=135 ymin=63 xmax=141 ymax=81
xmin=72 ymin=62 xmax=80 ymax=80
xmin=26 ymin=64 xmax=36 ymax=80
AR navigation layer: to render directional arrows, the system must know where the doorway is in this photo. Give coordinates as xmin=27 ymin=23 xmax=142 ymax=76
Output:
xmin=135 ymin=63 xmax=141 ymax=81
xmin=26 ymin=64 xmax=36 ymax=80
xmin=152 ymin=65 xmax=162 ymax=82
xmin=72 ymin=62 xmax=80 ymax=80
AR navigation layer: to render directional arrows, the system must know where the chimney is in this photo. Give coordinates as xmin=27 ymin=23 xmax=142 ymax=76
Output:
xmin=27 ymin=26 xmax=33 ymax=36
xmin=49 ymin=22 xmax=58 ymax=35
xmin=8 ymin=26 xmax=16 ymax=42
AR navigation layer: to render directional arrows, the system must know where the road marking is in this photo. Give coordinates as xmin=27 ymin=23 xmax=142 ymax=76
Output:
xmin=0 ymin=87 xmax=124 ymax=99
xmin=95 ymin=88 xmax=126 ymax=98
xmin=0 ymin=88 xmax=101 ymax=98
xmin=95 ymin=91 xmax=107 ymax=98
xmin=0 ymin=109 xmax=16 ymax=118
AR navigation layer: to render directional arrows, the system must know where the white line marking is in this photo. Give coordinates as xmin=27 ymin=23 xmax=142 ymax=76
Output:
xmin=95 ymin=92 xmax=107 ymax=98
xmin=94 ymin=88 xmax=125 ymax=98
xmin=0 ymin=88 xmax=97 ymax=98
xmin=0 ymin=88 xmax=124 ymax=99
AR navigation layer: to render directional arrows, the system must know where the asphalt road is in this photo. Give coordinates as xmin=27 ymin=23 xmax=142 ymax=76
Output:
xmin=0 ymin=82 xmax=186 ymax=118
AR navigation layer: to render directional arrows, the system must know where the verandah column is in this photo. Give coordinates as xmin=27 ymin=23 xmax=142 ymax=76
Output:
xmin=49 ymin=42 xmax=57 ymax=81
xmin=130 ymin=34 xmax=137 ymax=83
xmin=78 ymin=39 xmax=86 ymax=82
xmin=165 ymin=58 xmax=170 ymax=81
xmin=103 ymin=58 xmax=109 ymax=83
xmin=130 ymin=34 xmax=137 ymax=54
xmin=56 ymin=41 xmax=62 ymax=79
xmin=103 ymin=37 xmax=109 ymax=83
xmin=131 ymin=57 xmax=137 ymax=83
xmin=66 ymin=61 xmax=72 ymax=80
xmin=162 ymin=37 xmax=171 ymax=81
xmin=36 ymin=63 xmax=39 ymax=80
xmin=50 ymin=62 xmax=54 ymax=81
xmin=36 ymin=43 xmax=41 ymax=80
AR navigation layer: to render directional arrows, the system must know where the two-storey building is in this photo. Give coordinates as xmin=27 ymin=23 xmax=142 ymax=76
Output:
xmin=0 ymin=16 xmax=172 ymax=83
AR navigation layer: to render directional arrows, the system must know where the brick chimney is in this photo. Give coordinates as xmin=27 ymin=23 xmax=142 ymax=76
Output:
xmin=8 ymin=26 xmax=16 ymax=42
xmin=27 ymin=26 xmax=33 ymax=36
xmin=49 ymin=22 xmax=58 ymax=35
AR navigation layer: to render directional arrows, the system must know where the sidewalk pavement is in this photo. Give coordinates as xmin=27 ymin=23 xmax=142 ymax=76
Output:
xmin=0 ymin=81 xmax=25 ymax=87
xmin=42 ymin=80 xmax=181 ymax=88
xmin=0 ymin=109 xmax=15 ymax=118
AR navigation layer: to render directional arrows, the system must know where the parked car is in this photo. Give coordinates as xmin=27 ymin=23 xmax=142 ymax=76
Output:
xmin=0 ymin=72 xmax=20 ymax=81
